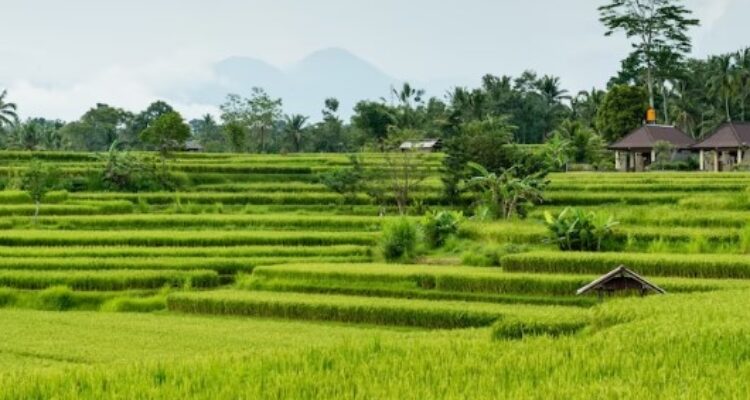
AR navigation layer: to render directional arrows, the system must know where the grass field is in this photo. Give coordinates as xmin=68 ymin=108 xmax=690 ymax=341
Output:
xmin=1 ymin=151 xmax=749 ymax=398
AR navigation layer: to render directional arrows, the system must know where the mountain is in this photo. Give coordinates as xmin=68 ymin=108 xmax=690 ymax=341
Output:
xmin=181 ymin=48 xmax=403 ymax=120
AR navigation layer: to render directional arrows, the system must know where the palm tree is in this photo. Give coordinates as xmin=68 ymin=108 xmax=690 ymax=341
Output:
xmin=736 ymin=48 xmax=750 ymax=121
xmin=572 ymin=88 xmax=606 ymax=127
xmin=0 ymin=90 xmax=18 ymax=128
xmin=391 ymin=83 xmax=424 ymax=108
xmin=707 ymin=55 xmax=737 ymax=122
xmin=283 ymin=114 xmax=309 ymax=153
xmin=536 ymin=75 xmax=571 ymax=104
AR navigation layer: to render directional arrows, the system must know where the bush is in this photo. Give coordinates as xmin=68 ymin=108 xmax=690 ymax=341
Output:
xmin=422 ymin=210 xmax=462 ymax=248
xmin=34 ymin=286 xmax=77 ymax=311
xmin=381 ymin=218 xmax=420 ymax=262
xmin=461 ymin=243 xmax=527 ymax=267
xmin=544 ymin=207 xmax=618 ymax=251
xmin=100 ymin=296 xmax=167 ymax=312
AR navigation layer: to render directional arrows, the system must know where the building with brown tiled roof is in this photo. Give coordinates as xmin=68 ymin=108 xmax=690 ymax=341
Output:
xmin=608 ymin=125 xmax=695 ymax=172
xmin=692 ymin=123 xmax=750 ymax=171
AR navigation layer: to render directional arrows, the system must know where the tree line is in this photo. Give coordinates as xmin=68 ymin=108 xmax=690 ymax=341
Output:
xmin=0 ymin=0 xmax=746 ymax=161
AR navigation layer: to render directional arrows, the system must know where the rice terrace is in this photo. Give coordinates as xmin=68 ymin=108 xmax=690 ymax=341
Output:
xmin=1 ymin=0 xmax=750 ymax=399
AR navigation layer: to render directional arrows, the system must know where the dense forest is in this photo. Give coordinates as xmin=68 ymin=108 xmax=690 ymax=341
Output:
xmin=0 ymin=0 xmax=747 ymax=168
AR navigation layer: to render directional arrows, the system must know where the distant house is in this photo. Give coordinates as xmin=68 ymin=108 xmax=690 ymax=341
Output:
xmin=184 ymin=140 xmax=204 ymax=152
xmin=692 ymin=123 xmax=750 ymax=172
xmin=399 ymin=138 xmax=442 ymax=152
xmin=608 ymin=125 xmax=695 ymax=172
xmin=577 ymin=265 xmax=666 ymax=297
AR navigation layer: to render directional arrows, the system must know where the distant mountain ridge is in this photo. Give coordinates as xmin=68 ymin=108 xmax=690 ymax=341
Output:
xmin=182 ymin=48 xmax=407 ymax=120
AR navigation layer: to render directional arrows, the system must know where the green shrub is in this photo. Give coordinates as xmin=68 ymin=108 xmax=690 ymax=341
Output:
xmin=0 ymin=288 xmax=16 ymax=307
xmin=422 ymin=210 xmax=462 ymax=248
xmin=101 ymin=296 xmax=167 ymax=312
xmin=381 ymin=218 xmax=420 ymax=262
xmin=543 ymin=207 xmax=618 ymax=251
xmin=34 ymin=286 xmax=77 ymax=311
xmin=461 ymin=243 xmax=526 ymax=267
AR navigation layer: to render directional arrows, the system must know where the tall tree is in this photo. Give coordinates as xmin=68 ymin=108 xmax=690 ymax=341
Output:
xmin=140 ymin=111 xmax=191 ymax=162
xmin=190 ymin=114 xmax=225 ymax=152
xmin=595 ymin=85 xmax=649 ymax=142
xmin=599 ymin=0 xmax=700 ymax=108
xmin=247 ymin=88 xmax=282 ymax=153
xmin=219 ymin=89 xmax=282 ymax=153
xmin=224 ymin=122 xmax=247 ymax=153
xmin=60 ymin=104 xmax=132 ymax=151
xmin=128 ymin=101 xmax=175 ymax=147
xmin=735 ymin=48 xmax=750 ymax=121
xmin=0 ymin=90 xmax=18 ymax=129
xmin=283 ymin=114 xmax=309 ymax=152
xmin=352 ymin=101 xmax=396 ymax=151
xmin=572 ymin=88 xmax=607 ymax=128
xmin=707 ymin=54 xmax=737 ymax=122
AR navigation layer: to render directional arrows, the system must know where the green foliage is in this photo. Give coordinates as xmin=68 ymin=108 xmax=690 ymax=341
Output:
xmin=381 ymin=218 xmax=420 ymax=262
xmin=20 ymin=160 xmax=58 ymax=219
xmin=101 ymin=143 xmax=178 ymax=191
xmin=422 ymin=210 xmax=462 ymax=248
xmin=139 ymin=111 xmax=191 ymax=159
xmin=461 ymin=242 xmax=527 ymax=267
xmin=352 ymin=101 xmax=396 ymax=149
xmin=319 ymin=155 xmax=364 ymax=204
xmin=599 ymin=0 xmax=700 ymax=108
xmin=223 ymin=121 xmax=247 ymax=152
xmin=60 ymin=103 xmax=133 ymax=151
xmin=100 ymin=295 xmax=167 ymax=312
xmin=33 ymin=286 xmax=78 ymax=311
xmin=467 ymin=162 xmax=547 ymax=219
xmin=595 ymin=85 xmax=649 ymax=141
xmin=219 ymin=89 xmax=283 ymax=153
xmin=543 ymin=207 xmax=619 ymax=251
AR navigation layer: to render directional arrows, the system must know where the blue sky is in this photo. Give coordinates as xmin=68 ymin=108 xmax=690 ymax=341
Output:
xmin=0 ymin=0 xmax=746 ymax=120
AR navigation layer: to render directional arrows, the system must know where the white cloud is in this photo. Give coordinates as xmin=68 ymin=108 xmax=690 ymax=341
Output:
xmin=7 ymin=55 xmax=220 ymax=122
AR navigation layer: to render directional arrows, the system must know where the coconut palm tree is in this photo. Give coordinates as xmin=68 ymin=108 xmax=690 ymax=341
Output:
xmin=0 ymin=90 xmax=18 ymax=128
xmin=536 ymin=75 xmax=571 ymax=105
xmin=735 ymin=48 xmax=750 ymax=121
xmin=283 ymin=114 xmax=309 ymax=153
xmin=707 ymin=55 xmax=737 ymax=122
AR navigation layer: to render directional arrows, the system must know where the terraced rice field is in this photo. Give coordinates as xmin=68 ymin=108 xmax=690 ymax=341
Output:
xmin=2 ymin=151 xmax=750 ymax=398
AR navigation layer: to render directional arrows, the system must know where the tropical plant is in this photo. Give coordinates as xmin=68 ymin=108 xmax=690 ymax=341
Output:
xmin=140 ymin=111 xmax=191 ymax=163
xmin=543 ymin=207 xmax=619 ymax=251
xmin=0 ymin=90 xmax=18 ymax=129
xmin=422 ymin=210 xmax=463 ymax=248
xmin=283 ymin=114 xmax=309 ymax=152
xmin=706 ymin=54 xmax=737 ymax=122
xmin=381 ymin=218 xmax=420 ymax=262
xmin=599 ymin=0 xmax=700 ymax=109
xmin=542 ymin=134 xmax=572 ymax=172
xmin=319 ymin=155 xmax=364 ymax=205
xmin=467 ymin=162 xmax=547 ymax=220
xmin=21 ymin=160 xmax=58 ymax=221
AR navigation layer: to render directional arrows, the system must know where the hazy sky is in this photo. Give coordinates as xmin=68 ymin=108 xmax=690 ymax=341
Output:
xmin=1 ymin=0 xmax=747 ymax=120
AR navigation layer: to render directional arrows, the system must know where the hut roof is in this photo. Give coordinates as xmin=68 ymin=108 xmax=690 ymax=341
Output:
xmin=399 ymin=138 xmax=441 ymax=150
xmin=576 ymin=265 xmax=666 ymax=296
xmin=692 ymin=123 xmax=750 ymax=149
xmin=184 ymin=140 xmax=204 ymax=152
xmin=608 ymin=125 xmax=695 ymax=150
